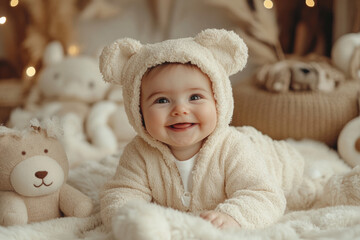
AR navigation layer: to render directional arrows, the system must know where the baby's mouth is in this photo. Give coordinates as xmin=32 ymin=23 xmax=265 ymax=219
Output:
xmin=169 ymin=123 xmax=194 ymax=129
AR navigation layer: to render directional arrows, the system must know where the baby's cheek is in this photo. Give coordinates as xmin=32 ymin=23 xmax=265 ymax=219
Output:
xmin=142 ymin=110 xmax=164 ymax=136
xmin=201 ymin=107 xmax=217 ymax=129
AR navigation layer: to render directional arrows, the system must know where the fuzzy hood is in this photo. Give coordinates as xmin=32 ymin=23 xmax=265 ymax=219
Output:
xmin=99 ymin=29 xmax=248 ymax=149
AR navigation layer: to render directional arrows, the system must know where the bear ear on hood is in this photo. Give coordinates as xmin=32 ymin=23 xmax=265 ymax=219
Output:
xmin=195 ymin=29 xmax=248 ymax=76
xmin=99 ymin=38 xmax=142 ymax=85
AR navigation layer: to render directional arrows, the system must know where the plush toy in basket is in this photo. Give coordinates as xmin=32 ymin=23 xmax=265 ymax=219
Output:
xmin=8 ymin=41 xmax=135 ymax=167
xmin=255 ymin=57 xmax=345 ymax=93
xmin=232 ymin=35 xmax=360 ymax=147
xmin=0 ymin=119 xmax=93 ymax=226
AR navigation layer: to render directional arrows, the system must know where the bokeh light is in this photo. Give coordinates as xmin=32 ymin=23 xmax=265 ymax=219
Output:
xmin=26 ymin=66 xmax=36 ymax=77
xmin=10 ymin=0 xmax=19 ymax=7
xmin=0 ymin=16 xmax=7 ymax=24
xmin=306 ymin=0 xmax=315 ymax=7
xmin=264 ymin=0 xmax=274 ymax=9
xmin=68 ymin=44 xmax=80 ymax=56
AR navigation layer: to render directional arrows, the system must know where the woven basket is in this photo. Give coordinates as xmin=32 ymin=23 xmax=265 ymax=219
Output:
xmin=231 ymin=77 xmax=360 ymax=147
xmin=0 ymin=79 xmax=24 ymax=124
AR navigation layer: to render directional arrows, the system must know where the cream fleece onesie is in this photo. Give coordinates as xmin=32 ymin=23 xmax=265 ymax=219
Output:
xmin=99 ymin=29 xmax=305 ymax=229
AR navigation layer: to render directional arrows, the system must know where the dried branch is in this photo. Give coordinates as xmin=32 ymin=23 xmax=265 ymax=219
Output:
xmin=21 ymin=0 xmax=77 ymax=67
xmin=206 ymin=0 xmax=284 ymax=63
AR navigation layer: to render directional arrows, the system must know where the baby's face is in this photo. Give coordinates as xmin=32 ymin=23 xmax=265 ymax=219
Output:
xmin=141 ymin=64 xmax=217 ymax=158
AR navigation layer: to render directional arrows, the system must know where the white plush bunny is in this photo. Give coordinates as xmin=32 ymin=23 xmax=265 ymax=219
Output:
xmin=9 ymin=41 xmax=135 ymax=167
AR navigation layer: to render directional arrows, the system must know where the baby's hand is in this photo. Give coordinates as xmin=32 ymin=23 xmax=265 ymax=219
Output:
xmin=200 ymin=211 xmax=240 ymax=229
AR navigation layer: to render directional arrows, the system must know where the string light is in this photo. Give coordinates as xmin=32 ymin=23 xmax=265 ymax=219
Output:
xmin=306 ymin=0 xmax=315 ymax=7
xmin=0 ymin=16 xmax=6 ymax=25
xmin=263 ymin=0 xmax=273 ymax=9
xmin=26 ymin=66 xmax=36 ymax=77
xmin=68 ymin=44 xmax=80 ymax=56
xmin=10 ymin=0 xmax=19 ymax=7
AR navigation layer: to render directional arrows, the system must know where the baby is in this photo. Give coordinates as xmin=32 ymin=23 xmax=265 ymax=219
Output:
xmin=141 ymin=62 xmax=239 ymax=228
xmin=99 ymin=29 xmax=305 ymax=230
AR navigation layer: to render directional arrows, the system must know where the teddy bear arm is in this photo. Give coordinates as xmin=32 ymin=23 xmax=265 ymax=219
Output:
xmin=350 ymin=46 xmax=360 ymax=80
xmin=86 ymin=101 xmax=118 ymax=151
xmin=59 ymin=184 xmax=93 ymax=218
xmin=0 ymin=192 xmax=28 ymax=226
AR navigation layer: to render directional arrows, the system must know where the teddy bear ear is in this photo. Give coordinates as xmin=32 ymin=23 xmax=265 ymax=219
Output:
xmin=43 ymin=41 xmax=64 ymax=66
xmin=194 ymin=29 xmax=248 ymax=76
xmin=99 ymin=38 xmax=142 ymax=85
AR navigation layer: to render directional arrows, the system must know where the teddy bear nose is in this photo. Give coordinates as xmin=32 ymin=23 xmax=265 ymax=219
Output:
xmin=35 ymin=171 xmax=48 ymax=179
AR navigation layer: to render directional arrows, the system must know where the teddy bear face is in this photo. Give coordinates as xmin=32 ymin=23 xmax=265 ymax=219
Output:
xmin=0 ymin=129 xmax=69 ymax=197
xmin=39 ymin=56 xmax=109 ymax=103
xmin=290 ymin=62 xmax=319 ymax=91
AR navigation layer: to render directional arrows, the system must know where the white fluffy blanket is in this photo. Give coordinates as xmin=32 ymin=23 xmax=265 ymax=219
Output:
xmin=1 ymin=140 xmax=360 ymax=240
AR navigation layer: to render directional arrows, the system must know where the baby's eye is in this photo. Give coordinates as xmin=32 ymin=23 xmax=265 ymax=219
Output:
xmin=190 ymin=94 xmax=201 ymax=101
xmin=155 ymin=97 xmax=169 ymax=104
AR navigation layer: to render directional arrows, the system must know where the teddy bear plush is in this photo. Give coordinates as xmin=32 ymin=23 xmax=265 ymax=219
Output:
xmin=22 ymin=41 xmax=110 ymax=118
xmin=255 ymin=58 xmax=345 ymax=93
xmin=0 ymin=119 xmax=93 ymax=226
xmin=8 ymin=41 xmax=134 ymax=167
xmin=332 ymin=32 xmax=360 ymax=80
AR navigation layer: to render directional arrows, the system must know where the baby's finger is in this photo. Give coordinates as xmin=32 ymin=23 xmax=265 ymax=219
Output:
xmin=211 ymin=217 xmax=224 ymax=228
xmin=219 ymin=223 xmax=227 ymax=229
xmin=200 ymin=211 xmax=216 ymax=221
xmin=219 ymin=222 xmax=228 ymax=229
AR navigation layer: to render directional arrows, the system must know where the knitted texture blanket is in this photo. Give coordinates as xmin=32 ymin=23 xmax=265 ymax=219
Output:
xmin=1 ymin=139 xmax=360 ymax=240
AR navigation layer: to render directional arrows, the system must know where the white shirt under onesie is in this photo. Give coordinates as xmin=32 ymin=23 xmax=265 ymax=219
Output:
xmin=175 ymin=154 xmax=197 ymax=207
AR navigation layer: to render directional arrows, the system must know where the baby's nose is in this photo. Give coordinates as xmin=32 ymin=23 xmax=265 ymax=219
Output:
xmin=171 ymin=104 xmax=189 ymax=116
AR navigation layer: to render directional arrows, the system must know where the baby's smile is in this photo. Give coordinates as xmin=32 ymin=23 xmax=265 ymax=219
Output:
xmin=168 ymin=123 xmax=196 ymax=131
